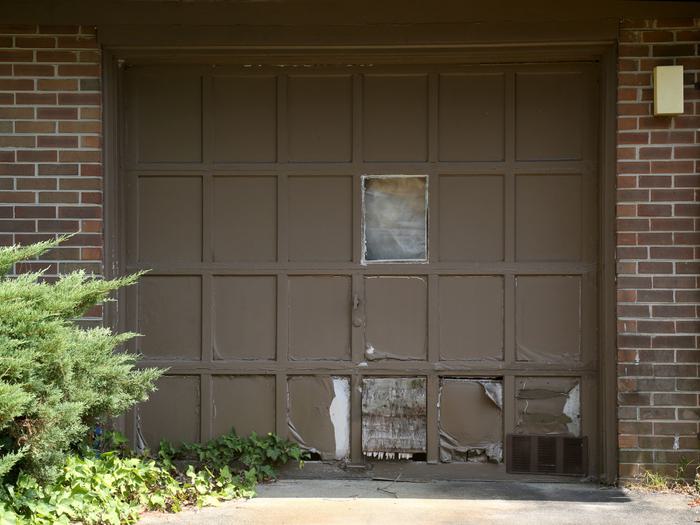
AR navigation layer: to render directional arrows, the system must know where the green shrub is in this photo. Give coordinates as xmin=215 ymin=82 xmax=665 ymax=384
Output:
xmin=0 ymin=238 xmax=161 ymax=482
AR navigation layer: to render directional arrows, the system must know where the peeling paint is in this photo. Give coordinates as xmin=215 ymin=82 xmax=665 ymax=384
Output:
xmin=515 ymin=377 xmax=581 ymax=436
xmin=438 ymin=379 xmax=503 ymax=463
xmin=287 ymin=376 xmax=351 ymax=460
xmin=329 ymin=378 xmax=350 ymax=460
xmin=562 ymin=383 xmax=581 ymax=436
xmin=481 ymin=381 xmax=503 ymax=410
xmin=365 ymin=344 xmax=416 ymax=361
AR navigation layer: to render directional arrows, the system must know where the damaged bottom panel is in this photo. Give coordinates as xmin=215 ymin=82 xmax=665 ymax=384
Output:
xmin=362 ymin=377 xmax=426 ymax=457
xmin=438 ymin=378 xmax=503 ymax=463
xmin=515 ymin=377 xmax=581 ymax=436
xmin=287 ymin=376 xmax=350 ymax=460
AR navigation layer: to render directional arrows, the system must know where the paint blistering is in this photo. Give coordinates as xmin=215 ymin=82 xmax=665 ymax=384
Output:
xmin=515 ymin=377 xmax=581 ymax=436
xmin=329 ymin=377 xmax=350 ymax=460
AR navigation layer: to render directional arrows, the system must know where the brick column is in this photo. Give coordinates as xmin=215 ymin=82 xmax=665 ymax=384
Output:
xmin=0 ymin=26 xmax=103 ymax=295
xmin=617 ymin=18 xmax=700 ymax=478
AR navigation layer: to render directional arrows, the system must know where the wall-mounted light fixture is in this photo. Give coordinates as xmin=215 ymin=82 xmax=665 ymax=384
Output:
xmin=653 ymin=65 xmax=684 ymax=116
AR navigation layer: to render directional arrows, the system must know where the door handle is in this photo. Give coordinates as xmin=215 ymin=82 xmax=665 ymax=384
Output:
xmin=352 ymin=293 xmax=363 ymax=327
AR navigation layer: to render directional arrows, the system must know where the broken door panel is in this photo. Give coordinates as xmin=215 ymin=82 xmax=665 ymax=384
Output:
xmin=438 ymin=379 xmax=503 ymax=463
xmin=515 ymin=377 xmax=581 ymax=436
xmin=213 ymin=276 xmax=276 ymax=360
xmin=362 ymin=377 xmax=426 ymax=457
xmin=364 ymin=276 xmax=427 ymax=360
xmin=438 ymin=276 xmax=504 ymax=361
xmin=515 ymin=275 xmax=582 ymax=362
xmin=288 ymin=276 xmax=351 ymax=360
xmin=211 ymin=375 xmax=275 ymax=438
xmin=362 ymin=176 xmax=427 ymax=261
xmin=137 ymin=375 xmax=200 ymax=449
xmin=287 ymin=376 xmax=350 ymax=460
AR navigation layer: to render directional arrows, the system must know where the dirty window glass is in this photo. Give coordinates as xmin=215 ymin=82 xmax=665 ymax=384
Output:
xmin=362 ymin=175 xmax=428 ymax=262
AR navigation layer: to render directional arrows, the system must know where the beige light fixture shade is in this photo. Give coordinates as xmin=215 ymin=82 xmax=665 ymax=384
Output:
xmin=653 ymin=65 xmax=684 ymax=116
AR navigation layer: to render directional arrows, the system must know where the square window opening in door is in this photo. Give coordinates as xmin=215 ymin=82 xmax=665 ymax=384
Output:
xmin=362 ymin=175 xmax=428 ymax=263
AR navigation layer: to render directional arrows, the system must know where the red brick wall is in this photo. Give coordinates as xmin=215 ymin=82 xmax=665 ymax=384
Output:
xmin=617 ymin=18 xmax=700 ymax=479
xmin=0 ymin=25 xmax=102 ymax=289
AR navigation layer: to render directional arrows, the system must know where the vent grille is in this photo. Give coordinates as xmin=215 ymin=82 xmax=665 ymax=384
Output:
xmin=506 ymin=434 xmax=587 ymax=477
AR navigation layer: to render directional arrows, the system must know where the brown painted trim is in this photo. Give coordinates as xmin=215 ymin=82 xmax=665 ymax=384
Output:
xmin=2 ymin=0 xmax=699 ymax=26
xmin=106 ymin=44 xmax=614 ymax=67
xmin=598 ymin=44 xmax=619 ymax=485
xmin=97 ymin=21 xmax=620 ymax=49
xmin=103 ymin=48 xmax=119 ymax=325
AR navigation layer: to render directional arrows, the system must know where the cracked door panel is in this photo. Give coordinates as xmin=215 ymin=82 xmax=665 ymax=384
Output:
xmin=439 ymin=378 xmax=503 ymax=463
xmin=515 ymin=377 xmax=581 ymax=436
xmin=287 ymin=376 xmax=350 ymax=461
xmin=362 ymin=377 xmax=427 ymax=459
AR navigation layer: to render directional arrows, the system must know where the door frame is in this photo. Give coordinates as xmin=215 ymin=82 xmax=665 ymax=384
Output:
xmin=102 ymin=42 xmax=618 ymax=483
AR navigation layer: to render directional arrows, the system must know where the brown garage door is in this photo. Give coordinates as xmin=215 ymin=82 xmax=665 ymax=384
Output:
xmin=121 ymin=61 xmax=600 ymax=476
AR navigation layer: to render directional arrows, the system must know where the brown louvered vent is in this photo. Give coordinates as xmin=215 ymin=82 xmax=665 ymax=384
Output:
xmin=506 ymin=434 xmax=588 ymax=477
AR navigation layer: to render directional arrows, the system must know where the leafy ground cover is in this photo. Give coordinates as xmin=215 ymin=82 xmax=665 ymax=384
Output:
xmin=0 ymin=429 xmax=306 ymax=525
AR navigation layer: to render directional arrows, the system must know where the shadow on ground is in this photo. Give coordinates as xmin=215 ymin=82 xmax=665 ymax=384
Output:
xmin=139 ymin=480 xmax=698 ymax=525
xmin=255 ymin=479 xmax=631 ymax=503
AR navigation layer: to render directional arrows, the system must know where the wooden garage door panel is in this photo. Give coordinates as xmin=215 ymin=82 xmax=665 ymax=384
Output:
xmin=515 ymin=275 xmax=582 ymax=362
xmin=288 ymin=376 xmax=351 ymax=460
xmin=363 ymin=74 xmax=428 ymax=161
xmin=138 ymin=375 xmax=201 ymax=447
xmin=213 ymin=276 xmax=277 ymax=360
xmin=439 ymin=276 xmax=504 ymax=361
xmin=289 ymin=276 xmax=351 ymax=361
xmin=212 ymin=375 xmax=276 ymax=438
xmin=438 ymin=73 xmax=505 ymax=161
xmin=212 ymin=76 xmax=277 ymax=163
xmin=515 ymin=174 xmax=583 ymax=262
xmin=213 ymin=176 xmax=277 ymax=263
xmin=287 ymin=75 xmax=353 ymax=162
xmin=439 ymin=175 xmax=505 ymax=262
xmin=288 ymin=176 xmax=353 ymax=262
xmin=515 ymin=71 xmax=586 ymax=161
xmin=130 ymin=72 xmax=202 ymax=163
xmin=138 ymin=275 xmax=202 ymax=360
xmin=137 ymin=176 xmax=202 ymax=264
xmin=364 ymin=276 xmax=427 ymax=360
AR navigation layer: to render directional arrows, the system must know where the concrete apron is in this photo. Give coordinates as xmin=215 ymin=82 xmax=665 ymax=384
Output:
xmin=138 ymin=479 xmax=699 ymax=525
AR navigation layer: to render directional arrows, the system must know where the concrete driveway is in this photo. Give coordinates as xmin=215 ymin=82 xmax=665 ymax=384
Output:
xmin=138 ymin=479 xmax=699 ymax=525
